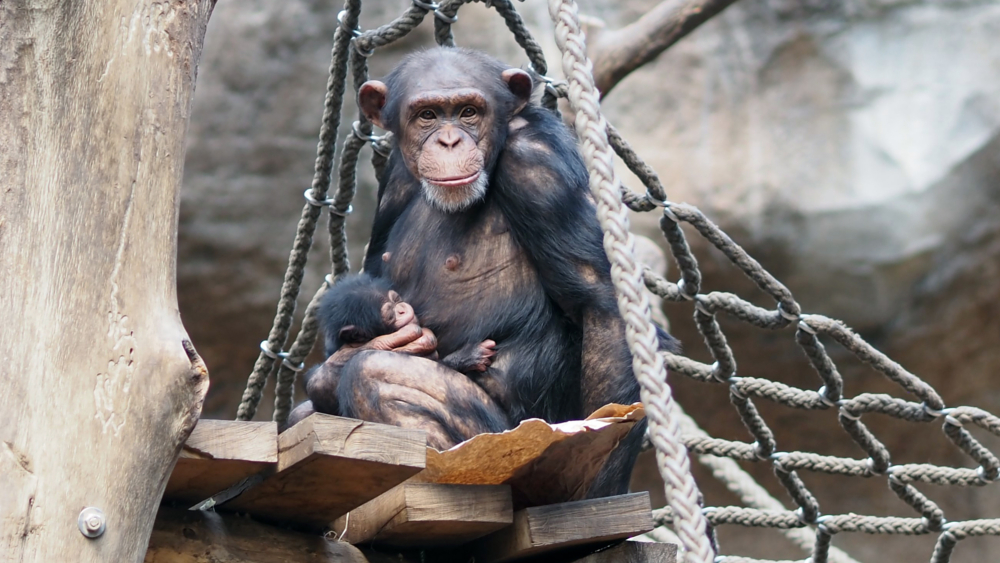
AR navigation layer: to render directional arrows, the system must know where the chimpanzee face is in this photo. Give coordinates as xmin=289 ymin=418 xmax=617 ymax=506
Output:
xmin=381 ymin=290 xmax=415 ymax=331
xmin=399 ymin=87 xmax=491 ymax=212
xmin=357 ymin=57 xmax=531 ymax=213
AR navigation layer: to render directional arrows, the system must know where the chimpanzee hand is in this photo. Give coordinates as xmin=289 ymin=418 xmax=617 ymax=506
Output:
xmin=330 ymin=322 xmax=436 ymax=365
xmin=307 ymin=322 xmax=438 ymax=417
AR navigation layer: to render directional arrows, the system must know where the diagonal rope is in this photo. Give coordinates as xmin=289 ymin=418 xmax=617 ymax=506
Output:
xmin=236 ymin=0 xmax=362 ymax=421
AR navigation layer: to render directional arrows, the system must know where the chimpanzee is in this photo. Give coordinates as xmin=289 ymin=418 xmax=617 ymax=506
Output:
xmin=304 ymin=47 xmax=677 ymax=495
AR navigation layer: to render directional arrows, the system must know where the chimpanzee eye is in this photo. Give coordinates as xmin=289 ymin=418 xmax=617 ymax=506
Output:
xmin=460 ymin=106 xmax=477 ymax=118
xmin=419 ymin=109 xmax=436 ymax=120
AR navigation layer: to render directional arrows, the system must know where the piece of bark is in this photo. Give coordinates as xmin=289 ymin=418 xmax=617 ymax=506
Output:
xmin=332 ymin=482 xmax=513 ymax=547
xmin=164 ymin=420 xmax=278 ymax=506
xmin=0 ymin=2 xmax=214 ymax=561
xmin=418 ymin=404 xmax=645 ymax=508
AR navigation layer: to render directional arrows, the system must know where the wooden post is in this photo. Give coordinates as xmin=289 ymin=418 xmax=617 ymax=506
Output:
xmin=0 ymin=1 xmax=215 ymax=562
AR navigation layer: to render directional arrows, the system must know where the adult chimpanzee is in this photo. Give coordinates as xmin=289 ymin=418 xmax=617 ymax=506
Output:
xmin=306 ymin=47 xmax=677 ymax=496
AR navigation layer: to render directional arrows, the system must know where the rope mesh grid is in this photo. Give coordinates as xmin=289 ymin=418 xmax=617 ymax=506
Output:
xmin=233 ymin=0 xmax=1000 ymax=561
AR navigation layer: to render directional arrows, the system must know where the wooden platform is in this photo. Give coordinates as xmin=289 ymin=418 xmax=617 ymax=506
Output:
xmin=148 ymin=507 xmax=674 ymax=563
xmin=159 ymin=414 xmax=666 ymax=561
xmin=163 ymin=414 xmax=426 ymax=528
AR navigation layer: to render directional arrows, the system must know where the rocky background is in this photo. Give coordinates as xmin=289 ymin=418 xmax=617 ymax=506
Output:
xmin=178 ymin=0 xmax=1000 ymax=560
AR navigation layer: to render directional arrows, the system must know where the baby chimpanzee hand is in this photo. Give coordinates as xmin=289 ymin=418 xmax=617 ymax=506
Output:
xmin=440 ymin=339 xmax=496 ymax=375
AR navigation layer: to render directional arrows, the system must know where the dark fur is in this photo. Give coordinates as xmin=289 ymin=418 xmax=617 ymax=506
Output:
xmin=319 ymin=273 xmax=395 ymax=357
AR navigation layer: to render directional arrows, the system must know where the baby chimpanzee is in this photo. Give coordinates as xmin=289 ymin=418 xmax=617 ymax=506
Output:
xmin=282 ymin=274 xmax=499 ymax=431
xmin=318 ymin=273 xmax=496 ymax=374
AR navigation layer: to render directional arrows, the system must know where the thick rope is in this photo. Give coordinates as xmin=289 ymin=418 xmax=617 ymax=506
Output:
xmin=547 ymin=1 xmax=713 ymax=561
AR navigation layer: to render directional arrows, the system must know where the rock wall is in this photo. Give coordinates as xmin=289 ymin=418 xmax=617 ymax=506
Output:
xmin=178 ymin=0 xmax=1000 ymax=560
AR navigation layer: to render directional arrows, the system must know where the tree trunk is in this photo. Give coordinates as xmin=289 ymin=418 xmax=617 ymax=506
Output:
xmin=0 ymin=1 xmax=214 ymax=561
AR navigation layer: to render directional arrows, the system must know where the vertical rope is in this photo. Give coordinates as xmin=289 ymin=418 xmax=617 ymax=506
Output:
xmin=272 ymin=30 xmax=372 ymax=426
xmin=236 ymin=0 xmax=361 ymax=421
xmin=546 ymin=1 xmax=713 ymax=561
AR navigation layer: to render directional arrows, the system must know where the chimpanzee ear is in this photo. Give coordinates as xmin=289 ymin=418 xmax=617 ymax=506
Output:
xmin=338 ymin=325 xmax=367 ymax=344
xmin=358 ymin=80 xmax=388 ymax=129
xmin=501 ymin=68 xmax=532 ymax=113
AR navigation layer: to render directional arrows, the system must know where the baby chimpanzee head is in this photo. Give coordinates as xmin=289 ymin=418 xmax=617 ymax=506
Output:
xmin=318 ymin=273 xmax=416 ymax=357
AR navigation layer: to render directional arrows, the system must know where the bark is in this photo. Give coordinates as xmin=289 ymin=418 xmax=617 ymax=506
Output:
xmin=0 ymin=1 xmax=214 ymax=561
xmin=590 ymin=0 xmax=740 ymax=97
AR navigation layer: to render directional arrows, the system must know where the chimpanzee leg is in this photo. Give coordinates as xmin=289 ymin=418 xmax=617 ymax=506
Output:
xmin=305 ymin=363 xmax=340 ymax=416
xmin=338 ymin=350 xmax=511 ymax=450
xmin=282 ymin=400 xmax=317 ymax=432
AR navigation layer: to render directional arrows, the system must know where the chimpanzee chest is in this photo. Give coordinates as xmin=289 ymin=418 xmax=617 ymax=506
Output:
xmin=383 ymin=198 xmax=550 ymax=354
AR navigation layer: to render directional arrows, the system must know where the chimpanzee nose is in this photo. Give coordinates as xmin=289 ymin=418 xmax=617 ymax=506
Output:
xmin=437 ymin=128 xmax=461 ymax=148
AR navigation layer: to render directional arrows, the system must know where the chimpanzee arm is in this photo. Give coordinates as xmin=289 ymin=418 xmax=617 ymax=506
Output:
xmin=494 ymin=108 xmax=639 ymax=416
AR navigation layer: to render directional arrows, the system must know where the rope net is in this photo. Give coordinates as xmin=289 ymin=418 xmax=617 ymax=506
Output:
xmin=233 ymin=1 xmax=1000 ymax=561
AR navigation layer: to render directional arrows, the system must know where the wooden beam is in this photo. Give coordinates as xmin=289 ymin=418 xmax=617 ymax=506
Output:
xmin=164 ymin=420 xmax=277 ymax=506
xmin=333 ymin=482 xmax=512 ymax=547
xmin=469 ymin=493 xmax=654 ymax=563
xmin=221 ymin=414 xmax=425 ymax=528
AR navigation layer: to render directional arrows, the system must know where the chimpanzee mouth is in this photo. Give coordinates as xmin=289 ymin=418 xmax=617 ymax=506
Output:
xmin=421 ymin=172 xmax=489 ymax=213
xmin=427 ymin=171 xmax=481 ymax=188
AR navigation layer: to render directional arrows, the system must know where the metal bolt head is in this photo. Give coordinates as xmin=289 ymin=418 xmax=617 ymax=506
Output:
xmin=78 ymin=507 xmax=106 ymax=538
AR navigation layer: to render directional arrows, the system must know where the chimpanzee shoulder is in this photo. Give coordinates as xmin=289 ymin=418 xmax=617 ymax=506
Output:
xmin=492 ymin=105 xmax=617 ymax=322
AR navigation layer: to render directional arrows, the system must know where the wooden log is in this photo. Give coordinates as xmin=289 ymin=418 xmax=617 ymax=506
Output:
xmin=573 ymin=541 xmax=677 ymax=563
xmin=469 ymin=493 xmax=654 ymax=563
xmin=146 ymin=507 xmax=370 ymax=563
xmin=222 ymin=414 xmax=425 ymax=528
xmin=333 ymin=482 xmax=513 ymax=547
xmin=163 ymin=420 xmax=278 ymax=506
xmin=0 ymin=2 xmax=214 ymax=561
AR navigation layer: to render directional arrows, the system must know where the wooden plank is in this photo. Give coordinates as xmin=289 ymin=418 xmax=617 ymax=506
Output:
xmin=469 ymin=492 xmax=654 ymax=563
xmin=333 ymin=482 xmax=513 ymax=547
xmin=572 ymin=541 xmax=677 ymax=563
xmin=222 ymin=413 xmax=426 ymax=528
xmin=163 ymin=419 xmax=278 ymax=506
